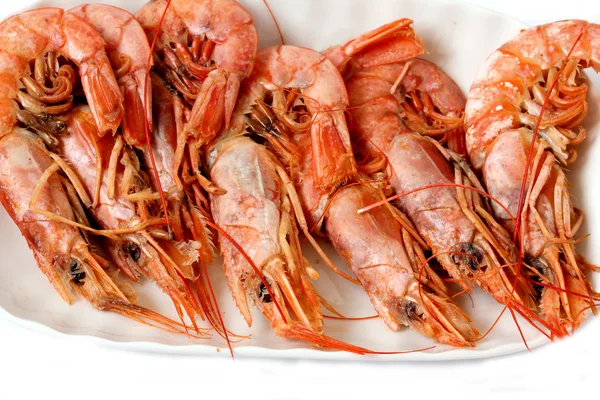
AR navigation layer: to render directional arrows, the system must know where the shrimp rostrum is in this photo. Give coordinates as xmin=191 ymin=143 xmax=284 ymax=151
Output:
xmin=465 ymin=20 xmax=600 ymax=334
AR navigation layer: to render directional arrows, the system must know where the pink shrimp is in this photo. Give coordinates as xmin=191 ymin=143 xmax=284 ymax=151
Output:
xmin=464 ymin=20 xmax=600 ymax=333
xmin=0 ymin=8 xmax=122 ymax=139
xmin=56 ymin=105 xmax=203 ymax=326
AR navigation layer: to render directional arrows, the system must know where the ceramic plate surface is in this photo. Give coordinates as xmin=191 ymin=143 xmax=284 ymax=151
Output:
xmin=1 ymin=0 xmax=598 ymax=361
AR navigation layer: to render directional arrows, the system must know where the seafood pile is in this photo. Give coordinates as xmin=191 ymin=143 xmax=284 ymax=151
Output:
xmin=0 ymin=0 xmax=597 ymax=355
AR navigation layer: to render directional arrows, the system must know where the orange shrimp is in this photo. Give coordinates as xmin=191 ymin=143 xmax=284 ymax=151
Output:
xmin=324 ymin=18 xmax=466 ymax=155
xmin=329 ymin=21 xmax=560 ymax=337
xmin=207 ymin=136 xmax=324 ymax=335
xmin=0 ymin=8 xmax=122 ymax=139
xmin=64 ymin=4 xmax=228 ymax=335
xmin=465 ymin=20 xmax=599 ymax=333
xmin=135 ymin=0 xmax=257 ymax=145
xmin=0 ymin=128 xmax=189 ymax=333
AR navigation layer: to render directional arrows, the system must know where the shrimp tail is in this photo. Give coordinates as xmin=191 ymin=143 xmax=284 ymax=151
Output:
xmin=185 ymin=69 xmax=227 ymax=145
xmin=324 ymin=18 xmax=424 ymax=73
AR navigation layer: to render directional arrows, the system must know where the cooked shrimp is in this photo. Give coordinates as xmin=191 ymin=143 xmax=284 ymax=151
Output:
xmin=207 ymin=136 xmax=323 ymax=333
xmin=465 ymin=20 xmax=600 ymax=333
xmin=57 ymin=105 xmax=202 ymax=325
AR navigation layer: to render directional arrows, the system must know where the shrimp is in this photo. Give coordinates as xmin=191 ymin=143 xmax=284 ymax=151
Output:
xmin=135 ymin=0 xmax=257 ymax=145
xmin=69 ymin=4 xmax=152 ymax=147
xmin=70 ymin=3 xmax=215 ymax=265
xmin=464 ymin=20 xmax=600 ymax=333
xmin=224 ymin=44 xmax=478 ymax=347
xmin=56 ymin=105 xmax=202 ymax=326
xmin=0 ymin=8 xmax=122 ymax=139
xmin=329 ymin=21 xmax=562 ymax=336
xmin=325 ymin=183 xmax=478 ymax=346
xmin=0 ymin=128 xmax=187 ymax=332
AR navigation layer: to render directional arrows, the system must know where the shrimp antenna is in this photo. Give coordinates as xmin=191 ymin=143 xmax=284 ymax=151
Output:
xmin=262 ymin=0 xmax=285 ymax=45
xmin=143 ymin=0 xmax=172 ymax=235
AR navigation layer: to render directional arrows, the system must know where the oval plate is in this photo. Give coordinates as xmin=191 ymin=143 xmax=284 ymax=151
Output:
xmin=1 ymin=0 xmax=598 ymax=360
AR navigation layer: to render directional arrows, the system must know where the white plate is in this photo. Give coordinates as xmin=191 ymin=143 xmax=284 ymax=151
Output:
xmin=1 ymin=0 xmax=598 ymax=361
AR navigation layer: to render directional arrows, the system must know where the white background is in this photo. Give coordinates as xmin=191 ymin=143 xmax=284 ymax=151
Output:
xmin=1 ymin=1 xmax=599 ymax=399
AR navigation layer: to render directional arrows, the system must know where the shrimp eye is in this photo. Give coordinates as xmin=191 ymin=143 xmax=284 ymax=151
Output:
xmin=452 ymin=243 xmax=484 ymax=271
xmin=528 ymin=257 xmax=548 ymax=276
xmin=69 ymin=260 xmax=85 ymax=286
xmin=258 ymin=282 xmax=273 ymax=303
xmin=403 ymin=301 xmax=423 ymax=322
xmin=406 ymin=302 xmax=417 ymax=318
xmin=527 ymin=257 xmax=555 ymax=298
xmin=124 ymin=242 xmax=141 ymax=262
